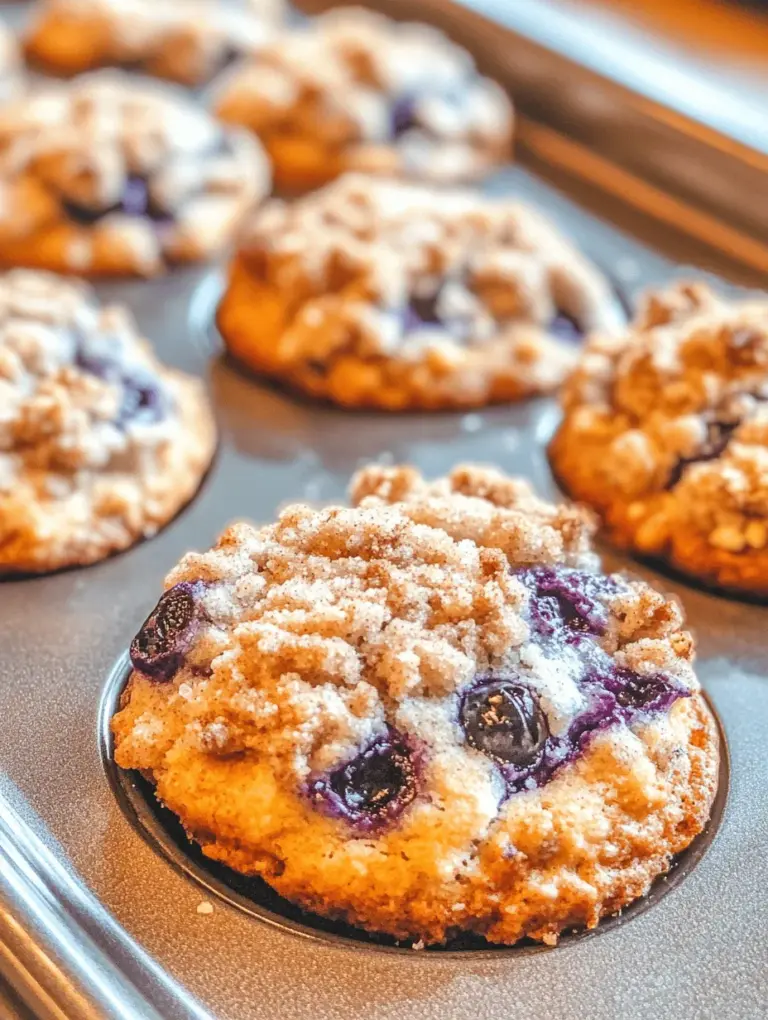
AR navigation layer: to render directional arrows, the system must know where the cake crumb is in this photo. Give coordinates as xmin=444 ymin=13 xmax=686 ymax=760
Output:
xmin=196 ymin=900 xmax=214 ymax=916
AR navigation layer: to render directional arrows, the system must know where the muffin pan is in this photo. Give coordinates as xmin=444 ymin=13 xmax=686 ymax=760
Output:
xmin=1 ymin=2 xmax=767 ymax=1019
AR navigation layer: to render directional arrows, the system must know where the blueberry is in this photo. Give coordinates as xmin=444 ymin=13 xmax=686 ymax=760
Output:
xmin=517 ymin=566 xmax=618 ymax=640
xmin=390 ymin=94 xmax=419 ymax=138
xmin=460 ymin=678 xmax=548 ymax=767
xmin=549 ymin=310 xmax=584 ymax=344
xmin=62 ymin=174 xmax=172 ymax=226
xmin=130 ymin=582 xmax=205 ymax=681
xmin=309 ymin=731 xmax=418 ymax=829
xmin=120 ymin=175 xmax=151 ymax=218
xmin=666 ymin=416 xmax=738 ymax=489
xmin=403 ymin=289 xmax=443 ymax=332
xmin=118 ymin=371 xmax=168 ymax=426
xmin=75 ymin=343 xmax=169 ymax=428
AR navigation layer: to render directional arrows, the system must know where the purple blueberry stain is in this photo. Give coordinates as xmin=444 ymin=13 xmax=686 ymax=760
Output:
xmin=308 ymin=730 xmax=419 ymax=831
xmin=130 ymin=581 xmax=208 ymax=682
xmin=516 ymin=566 xmax=620 ymax=641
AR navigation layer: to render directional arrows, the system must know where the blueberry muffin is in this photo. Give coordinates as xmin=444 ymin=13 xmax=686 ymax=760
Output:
xmin=24 ymin=0 xmax=283 ymax=86
xmin=0 ymin=270 xmax=216 ymax=574
xmin=111 ymin=464 xmax=718 ymax=946
xmin=213 ymin=6 xmax=513 ymax=191
xmin=217 ymin=174 xmax=620 ymax=410
xmin=0 ymin=71 xmax=269 ymax=277
xmin=550 ymin=280 xmax=768 ymax=596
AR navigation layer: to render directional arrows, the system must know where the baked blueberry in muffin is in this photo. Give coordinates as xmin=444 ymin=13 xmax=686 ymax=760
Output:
xmin=0 ymin=71 xmax=269 ymax=276
xmin=216 ymin=174 xmax=621 ymax=410
xmin=213 ymin=6 xmax=513 ymax=191
xmin=112 ymin=465 xmax=718 ymax=945
xmin=24 ymin=0 xmax=284 ymax=86
xmin=550 ymin=280 xmax=768 ymax=596
xmin=0 ymin=270 xmax=216 ymax=574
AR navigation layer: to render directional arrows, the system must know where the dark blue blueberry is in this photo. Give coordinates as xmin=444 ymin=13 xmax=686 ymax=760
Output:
xmin=549 ymin=310 xmax=584 ymax=344
xmin=62 ymin=174 xmax=172 ymax=226
xmin=75 ymin=343 xmax=169 ymax=428
xmin=516 ymin=566 xmax=619 ymax=641
xmin=403 ymin=289 xmax=443 ymax=332
xmin=460 ymin=678 xmax=548 ymax=767
xmin=130 ymin=581 xmax=206 ymax=681
xmin=309 ymin=730 xmax=418 ymax=830
xmin=666 ymin=417 xmax=739 ymax=489
xmin=118 ymin=371 xmax=168 ymax=426
xmin=390 ymin=94 xmax=420 ymax=138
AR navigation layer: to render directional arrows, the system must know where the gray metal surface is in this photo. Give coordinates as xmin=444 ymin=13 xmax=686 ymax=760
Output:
xmin=0 ymin=3 xmax=767 ymax=1020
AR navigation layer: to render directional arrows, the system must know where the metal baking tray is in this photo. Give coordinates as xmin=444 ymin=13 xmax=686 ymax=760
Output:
xmin=1 ymin=1 xmax=767 ymax=1018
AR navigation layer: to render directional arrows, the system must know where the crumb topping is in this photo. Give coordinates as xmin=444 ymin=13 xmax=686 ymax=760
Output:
xmin=114 ymin=466 xmax=694 ymax=784
xmin=214 ymin=6 xmax=513 ymax=183
xmin=553 ymin=281 xmax=768 ymax=563
xmin=0 ymin=71 xmax=268 ymax=274
xmin=112 ymin=464 xmax=715 ymax=945
xmin=0 ymin=269 xmax=215 ymax=572
xmin=218 ymin=174 xmax=619 ymax=409
xmin=26 ymin=0 xmax=284 ymax=85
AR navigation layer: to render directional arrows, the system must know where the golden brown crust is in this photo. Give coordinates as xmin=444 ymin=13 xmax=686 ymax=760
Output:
xmin=550 ymin=280 xmax=768 ymax=596
xmin=213 ymin=6 xmax=513 ymax=190
xmin=0 ymin=271 xmax=217 ymax=574
xmin=0 ymin=71 xmax=269 ymax=277
xmin=24 ymin=0 xmax=283 ymax=86
xmin=217 ymin=175 xmax=619 ymax=411
xmin=112 ymin=464 xmax=717 ymax=945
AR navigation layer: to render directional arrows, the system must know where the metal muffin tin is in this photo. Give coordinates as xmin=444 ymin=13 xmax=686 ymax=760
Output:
xmin=1 ymin=1 xmax=767 ymax=1018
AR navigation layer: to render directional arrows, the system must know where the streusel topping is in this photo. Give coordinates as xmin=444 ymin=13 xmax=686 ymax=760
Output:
xmin=0 ymin=71 xmax=269 ymax=275
xmin=112 ymin=464 xmax=715 ymax=945
xmin=551 ymin=281 xmax=768 ymax=589
xmin=214 ymin=6 xmax=513 ymax=186
xmin=218 ymin=174 xmax=619 ymax=408
xmin=25 ymin=0 xmax=284 ymax=86
xmin=0 ymin=269 xmax=216 ymax=572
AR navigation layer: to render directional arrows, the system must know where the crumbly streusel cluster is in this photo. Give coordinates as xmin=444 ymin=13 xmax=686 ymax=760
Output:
xmin=0 ymin=270 xmax=216 ymax=573
xmin=0 ymin=71 xmax=269 ymax=276
xmin=550 ymin=281 xmax=768 ymax=595
xmin=112 ymin=465 xmax=717 ymax=945
xmin=25 ymin=0 xmax=284 ymax=86
xmin=214 ymin=6 xmax=513 ymax=191
xmin=217 ymin=174 xmax=619 ymax=410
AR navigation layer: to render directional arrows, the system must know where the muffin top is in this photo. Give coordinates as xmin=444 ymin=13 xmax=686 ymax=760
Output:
xmin=551 ymin=281 xmax=768 ymax=589
xmin=0 ymin=71 xmax=269 ymax=274
xmin=214 ymin=6 xmax=513 ymax=186
xmin=112 ymin=465 xmax=716 ymax=945
xmin=218 ymin=174 xmax=619 ymax=409
xmin=0 ymin=269 xmax=215 ymax=572
xmin=25 ymin=0 xmax=284 ymax=85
